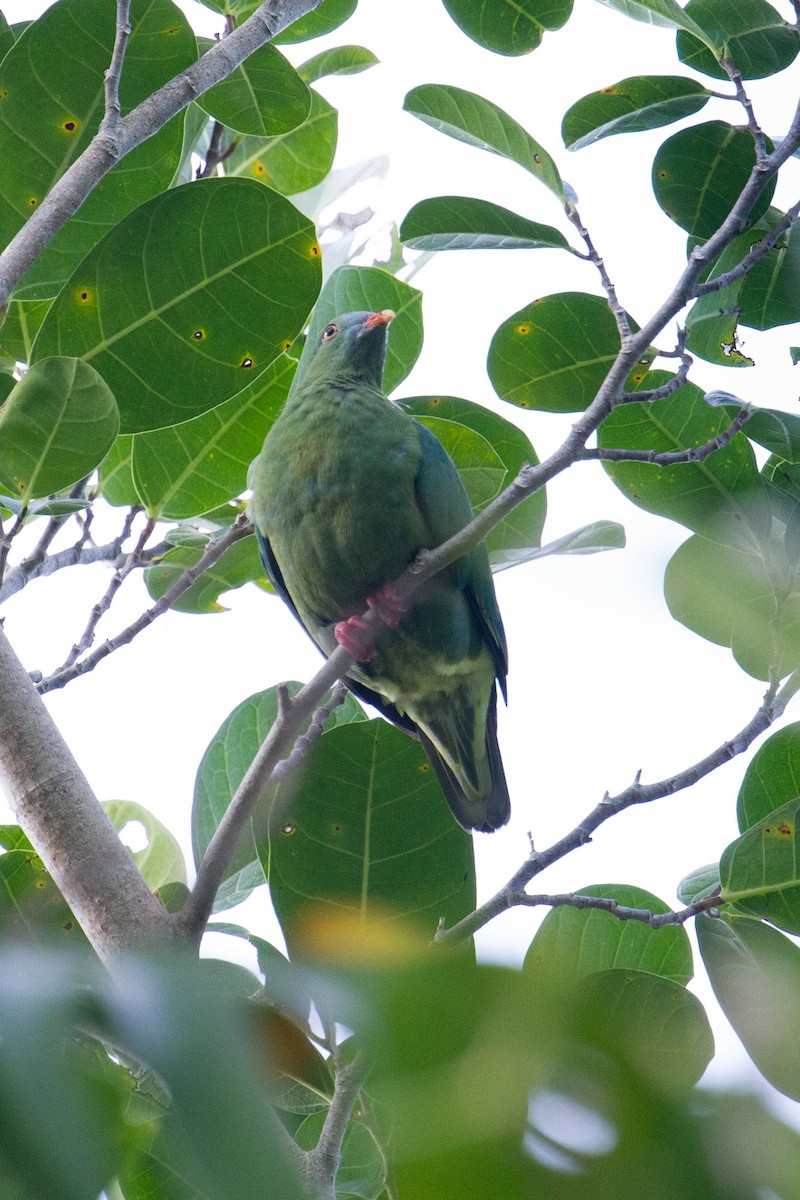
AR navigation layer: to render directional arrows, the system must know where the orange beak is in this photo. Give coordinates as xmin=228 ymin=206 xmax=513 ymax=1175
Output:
xmin=363 ymin=309 xmax=395 ymax=328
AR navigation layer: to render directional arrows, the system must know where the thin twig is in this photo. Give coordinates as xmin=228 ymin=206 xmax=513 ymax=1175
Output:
xmin=305 ymin=1050 xmax=370 ymax=1200
xmin=435 ymin=671 xmax=800 ymax=945
xmin=695 ymin=202 xmax=800 ymax=298
xmin=721 ymin=59 xmax=767 ymax=159
xmin=271 ymin=684 xmax=348 ymax=784
xmin=567 ymin=204 xmax=631 ymax=343
xmin=57 ymin=515 xmax=156 ymax=672
xmin=37 ymin=513 xmax=251 ymax=693
xmin=99 ymin=0 xmax=133 ymax=136
xmin=583 ymin=406 xmax=751 ymax=466
xmin=0 ymin=507 xmax=27 ymax=587
xmin=511 ymin=888 xmax=722 ymax=927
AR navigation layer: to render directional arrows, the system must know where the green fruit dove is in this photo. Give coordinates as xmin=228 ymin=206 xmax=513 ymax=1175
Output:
xmin=249 ymin=310 xmax=510 ymax=832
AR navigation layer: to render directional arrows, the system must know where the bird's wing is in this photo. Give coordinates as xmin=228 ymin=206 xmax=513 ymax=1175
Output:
xmin=412 ymin=419 xmax=508 ymax=694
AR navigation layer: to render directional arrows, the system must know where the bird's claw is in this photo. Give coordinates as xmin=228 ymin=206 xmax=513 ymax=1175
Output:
xmin=366 ymin=581 xmax=406 ymax=629
xmin=334 ymin=615 xmax=375 ymax=661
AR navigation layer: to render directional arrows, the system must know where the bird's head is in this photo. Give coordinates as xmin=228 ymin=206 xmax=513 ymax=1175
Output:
xmin=306 ymin=309 xmax=395 ymax=389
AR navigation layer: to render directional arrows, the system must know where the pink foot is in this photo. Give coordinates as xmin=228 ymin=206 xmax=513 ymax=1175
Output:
xmin=366 ymin=581 xmax=407 ymax=629
xmin=334 ymin=615 xmax=375 ymax=661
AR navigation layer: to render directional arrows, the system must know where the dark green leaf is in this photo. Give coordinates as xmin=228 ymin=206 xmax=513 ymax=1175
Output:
xmin=562 ymin=75 xmax=711 ymax=151
xmin=525 ymin=883 xmax=694 ymax=985
xmin=0 ymin=10 xmax=12 ymax=61
xmin=737 ymin=722 xmax=800 ymax=831
xmin=33 ymin=178 xmax=321 ymax=433
xmin=401 ymin=394 xmax=546 ymax=564
xmin=225 ymin=90 xmax=338 ymax=195
xmin=131 ymin=354 xmax=296 ymax=520
xmin=685 ymin=231 xmax=757 ymax=367
xmin=0 ymin=0 xmax=196 ymax=301
xmin=98 ymin=436 xmax=138 ymax=508
xmin=676 ymin=0 xmax=800 ymax=80
xmin=0 ymin=357 xmax=118 ymax=501
xmin=740 ymin=218 xmax=800 ymax=330
xmin=0 ymin=825 xmax=33 ymax=851
xmin=144 ymin=533 xmax=265 ymax=614
xmin=274 ymin=0 xmax=358 ymax=43
xmin=599 ymin=374 xmax=764 ymax=542
xmin=0 ymin=299 xmax=50 ymax=365
xmin=403 ymin=84 xmax=563 ymax=201
xmin=299 ymin=265 xmax=423 ymax=393
xmin=103 ymin=801 xmax=186 ymax=891
xmin=697 ymin=913 xmax=800 ymax=1100
xmin=720 ymin=797 xmax=800 ymax=932
xmin=488 ymin=292 xmax=624 ymax=412
xmin=263 ymin=719 xmax=476 ymax=954
xmin=400 ymin=195 xmax=571 ymax=251
xmin=198 ymin=44 xmax=310 ymax=136
xmin=595 ymin=0 xmax=724 ymax=50
xmin=441 ymin=0 xmax=573 ymax=55
xmin=192 ymin=685 xmax=366 ymax=911
xmin=653 ymin=121 xmax=775 ymax=240
xmin=299 ymin=44 xmax=379 ymax=82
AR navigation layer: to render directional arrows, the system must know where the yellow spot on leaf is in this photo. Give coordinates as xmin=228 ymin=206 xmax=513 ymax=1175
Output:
xmin=28 ymin=197 xmax=37 ymax=207
xmin=517 ymin=325 xmax=530 ymax=335
xmin=76 ymin=288 xmax=93 ymax=304
xmin=193 ymin=329 xmax=205 ymax=341
xmin=61 ymin=119 xmax=77 ymax=133
xmin=253 ymin=161 xmax=266 ymax=176
xmin=310 ymin=243 xmax=321 ymax=257
xmin=240 ymin=356 xmax=254 ymax=369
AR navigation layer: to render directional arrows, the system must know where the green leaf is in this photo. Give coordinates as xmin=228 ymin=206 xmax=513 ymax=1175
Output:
xmin=685 ymin=230 xmax=757 ymax=367
xmin=0 ymin=299 xmax=50 ymax=365
xmin=131 ymin=354 xmax=296 ymax=520
xmin=493 ymin=519 xmax=625 ymax=570
xmin=299 ymin=44 xmax=379 ymax=83
xmin=677 ymin=862 xmax=721 ymax=903
xmin=574 ymin=968 xmax=714 ymax=1089
xmin=403 ymin=83 xmax=564 ymax=202
xmin=298 ymin=265 xmax=423 ymax=393
xmin=399 ymin=195 xmax=571 ymax=252
xmin=0 ymin=494 xmax=91 ymax=517
xmin=488 ymin=292 xmax=624 ymax=412
xmin=0 ymin=0 xmax=197 ymax=301
xmin=599 ymin=374 xmax=764 ymax=543
xmin=0 ymin=826 xmax=33 ymax=851
xmin=0 ymin=357 xmax=118 ymax=502
xmin=192 ymin=685 xmax=366 ymax=911
xmin=664 ymin=532 xmax=800 ymax=680
xmin=143 ymin=533 xmax=264 ymax=614
xmin=32 ymin=178 xmax=321 ymax=434
xmin=652 ymin=121 xmax=775 ymax=239
xmin=720 ymin=797 xmax=800 ymax=933
xmin=198 ymin=44 xmax=310 ymax=137
xmin=0 ymin=850 xmax=85 ymax=943
xmin=737 ymin=722 xmax=800 ymax=832
xmin=562 ymin=75 xmax=711 ymax=151
xmin=676 ymin=0 xmax=800 ymax=80
xmin=274 ymin=0 xmax=358 ymax=43
xmin=103 ymin=800 xmax=187 ymax=891
xmin=595 ymin=0 xmax=724 ymax=52
xmin=295 ymin=1111 xmax=385 ymax=1197
xmin=440 ymin=0 xmax=573 ymax=55
xmin=697 ymin=913 xmax=800 ymax=1100
xmin=225 ymin=90 xmax=338 ymax=196
xmin=739 ymin=218 xmax=800 ymax=330
xmin=401 ymin=394 xmax=546 ymax=564
xmin=263 ymin=719 xmax=477 ymax=954
xmin=98 ymin=436 xmax=138 ymax=508
xmin=0 ymin=11 xmax=12 ymax=61
xmin=525 ymin=883 xmax=694 ymax=985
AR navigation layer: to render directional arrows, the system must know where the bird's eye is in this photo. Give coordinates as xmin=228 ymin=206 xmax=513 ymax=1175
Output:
xmin=321 ymin=323 xmax=338 ymax=342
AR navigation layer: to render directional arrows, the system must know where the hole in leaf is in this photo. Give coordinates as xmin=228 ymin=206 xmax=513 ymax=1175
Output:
xmin=193 ymin=329 xmax=205 ymax=340
xmin=282 ymin=823 xmax=295 ymax=835
xmin=118 ymin=820 xmax=148 ymax=853
xmin=62 ymin=120 xmax=77 ymax=132
xmin=240 ymin=356 xmax=254 ymax=369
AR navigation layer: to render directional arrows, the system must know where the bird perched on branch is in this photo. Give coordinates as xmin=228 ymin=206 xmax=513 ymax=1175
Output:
xmin=249 ymin=309 xmax=510 ymax=832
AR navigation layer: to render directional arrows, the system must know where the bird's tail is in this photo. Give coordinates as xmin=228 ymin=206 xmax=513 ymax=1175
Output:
xmin=416 ymin=689 xmax=510 ymax=833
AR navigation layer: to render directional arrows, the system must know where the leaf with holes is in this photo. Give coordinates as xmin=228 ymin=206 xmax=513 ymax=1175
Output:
xmin=298 ymin=266 xmax=423 ymax=393
xmin=401 ymin=394 xmax=546 ymax=564
xmin=32 ymin=178 xmax=321 ymax=433
xmin=720 ymin=798 xmax=800 ymax=933
xmin=132 ymin=354 xmax=296 ymax=520
xmin=404 ymin=83 xmax=563 ymax=201
xmin=261 ymin=719 xmax=476 ymax=955
xmin=562 ymin=75 xmax=711 ymax=151
xmin=192 ymin=685 xmax=366 ymax=912
xmin=103 ymin=801 xmax=186 ymax=892
xmin=400 ymin=195 xmax=571 ymax=252
xmin=488 ymin=292 xmax=625 ymax=412
xmin=198 ymin=44 xmax=310 ymax=137
xmin=0 ymin=851 xmax=86 ymax=944
xmin=0 ymin=0 xmax=196 ymax=301
xmin=440 ymin=0 xmax=573 ymax=55
xmin=0 ymin=357 xmax=118 ymax=502
xmin=676 ymin=0 xmax=800 ymax=80
xmin=524 ymin=883 xmax=694 ymax=986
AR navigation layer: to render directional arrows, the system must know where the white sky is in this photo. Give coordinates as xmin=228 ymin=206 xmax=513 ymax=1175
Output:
xmin=4 ymin=0 xmax=800 ymax=1117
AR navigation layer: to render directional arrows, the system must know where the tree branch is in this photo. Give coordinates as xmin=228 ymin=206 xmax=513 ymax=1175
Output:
xmin=694 ymin=201 xmax=800 ymax=298
xmin=37 ymin=513 xmax=252 ymax=693
xmin=583 ymin=406 xmax=751 ymax=466
xmin=0 ymin=626 xmax=175 ymax=958
xmin=567 ymin=204 xmax=631 ymax=343
xmin=99 ymin=0 xmax=132 ymax=137
xmin=510 ymin=888 xmax=722 ymax=927
xmin=435 ymin=671 xmax=800 ymax=944
xmin=303 ymin=1050 xmax=370 ymax=1200
xmin=0 ymin=0 xmax=322 ymax=307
